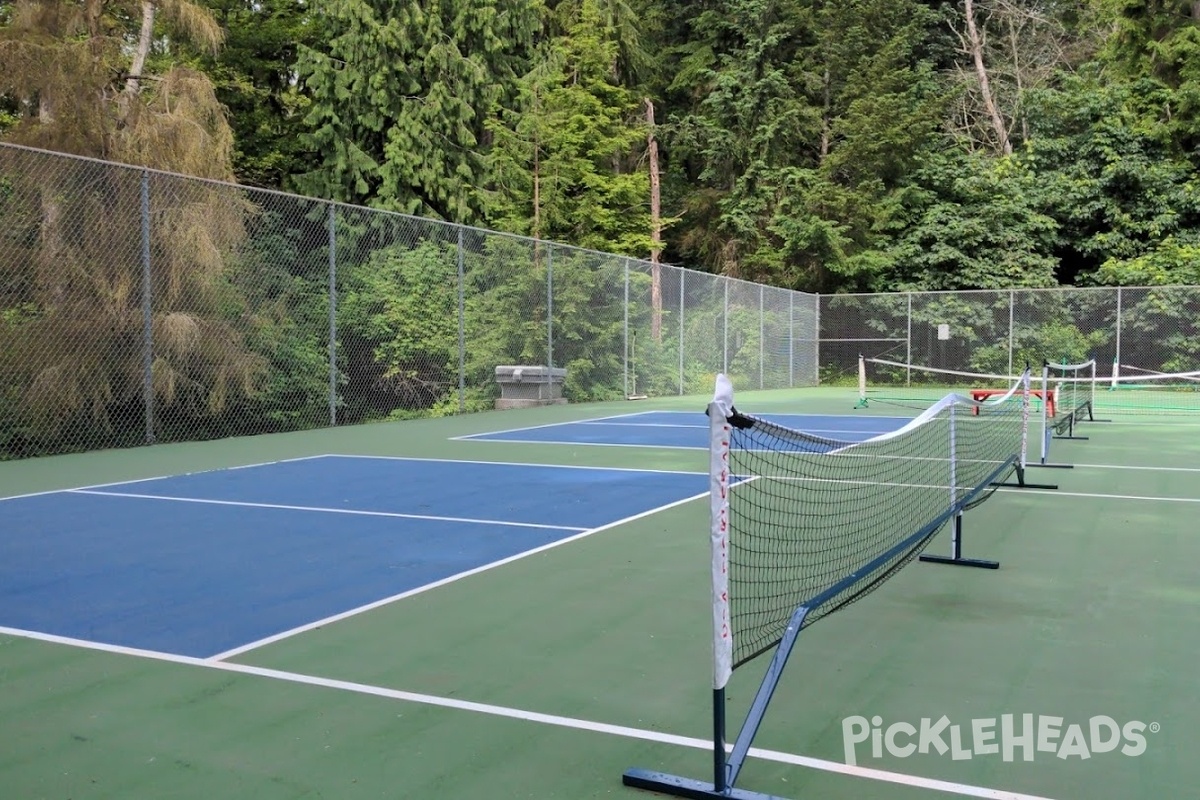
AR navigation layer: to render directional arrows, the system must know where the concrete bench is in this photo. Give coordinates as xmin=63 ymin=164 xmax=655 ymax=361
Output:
xmin=494 ymin=365 xmax=568 ymax=409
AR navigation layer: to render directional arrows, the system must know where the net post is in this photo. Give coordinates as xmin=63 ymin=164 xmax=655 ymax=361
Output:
xmin=919 ymin=401 xmax=997 ymax=568
xmin=1020 ymin=366 xmax=1029 ymax=470
xmin=712 ymin=688 xmax=727 ymax=792
xmin=1031 ymin=361 xmax=1073 ymax=470
xmin=1089 ymin=359 xmax=1096 ymax=413
xmin=1040 ymin=361 xmax=1050 ymax=463
xmin=1087 ymin=360 xmax=1114 ymax=422
xmin=625 ymin=394 xmax=776 ymax=800
xmin=708 ymin=396 xmax=733 ymax=793
xmin=855 ymin=354 xmax=868 ymax=407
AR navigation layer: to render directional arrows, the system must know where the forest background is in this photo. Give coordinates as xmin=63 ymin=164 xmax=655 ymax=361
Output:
xmin=0 ymin=0 xmax=1198 ymax=455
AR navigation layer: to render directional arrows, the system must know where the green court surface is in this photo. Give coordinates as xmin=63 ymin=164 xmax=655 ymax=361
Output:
xmin=2 ymin=387 xmax=1198 ymax=800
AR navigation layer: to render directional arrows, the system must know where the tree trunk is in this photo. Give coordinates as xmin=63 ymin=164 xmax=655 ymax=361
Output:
xmin=964 ymin=0 xmax=1011 ymax=155
xmin=119 ymin=1 xmax=156 ymax=125
xmin=646 ymin=97 xmax=663 ymax=343
xmin=1005 ymin=11 xmax=1028 ymax=142
xmin=820 ymin=66 xmax=831 ymax=159
xmin=127 ymin=2 xmax=156 ymax=97
xmin=532 ymin=84 xmax=541 ymax=243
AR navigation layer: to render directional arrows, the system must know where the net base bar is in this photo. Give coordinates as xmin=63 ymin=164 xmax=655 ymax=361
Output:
xmin=622 ymin=770 xmax=787 ymax=800
xmin=919 ymin=554 xmax=1000 ymax=568
xmin=918 ymin=515 xmax=1000 ymax=569
xmin=1052 ymin=400 xmax=1093 ymax=441
xmin=995 ymin=464 xmax=1058 ymax=491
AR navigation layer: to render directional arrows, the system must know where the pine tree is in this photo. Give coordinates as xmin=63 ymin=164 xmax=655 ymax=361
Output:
xmin=0 ymin=0 xmax=264 ymax=448
xmin=295 ymin=0 xmax=537 ymax=221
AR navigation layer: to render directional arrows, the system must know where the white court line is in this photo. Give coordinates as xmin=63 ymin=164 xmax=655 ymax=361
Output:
xmin=319 ymin=453 xmax=705 ymax=476
xmin=0 ymin=454 xmax=332 ymax=504
xmin=637 ymin=410 xmax=919 ymax=422
xmin=450 ymin=411 xmax=655 ymax=441
xmin=1081 ymin=416 xmax=1200 ymax=426
xmin=68 ymin=490 xmax=587 ymax=532
xmin=457 ymin=437 xmax=706 ymax=451
xmin=1071 ymin=462 xmax=1200 ymax=473
xmin=749 ymin=477 xmax=1200 ymax=504
xmin=0 ymin=626 xmax=1056 ymax=800
xmin=996 ymin=487 xmax=1200 ymax=503
xmin=579 ymin=420 xmax=709 ymax=429
xmin=207 ymin=487 xmax=711 ymax=660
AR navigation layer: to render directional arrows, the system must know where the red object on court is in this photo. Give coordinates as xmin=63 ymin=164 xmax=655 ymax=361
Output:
xmin=970 ymin=388 xmax=1055 ymax=417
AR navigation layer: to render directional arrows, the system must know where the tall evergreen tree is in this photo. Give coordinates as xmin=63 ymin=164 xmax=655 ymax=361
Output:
xmin=295 ymin=0 xmax=537 ymax=221
xmin=191 ymin=0 xmax=318 ymax=190
xmin=0 ymin=0 xmax=265 ymax=448
xmin=485 ymin=0 xmax=651 ymax=252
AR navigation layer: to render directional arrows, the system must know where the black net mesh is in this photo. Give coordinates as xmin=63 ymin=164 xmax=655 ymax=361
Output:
xmin=722 ymin=376 xmax=1028 ymax=669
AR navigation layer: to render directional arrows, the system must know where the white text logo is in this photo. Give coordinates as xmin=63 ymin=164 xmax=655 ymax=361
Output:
xmin=841 ymin=715 xmax=1158 ymax=766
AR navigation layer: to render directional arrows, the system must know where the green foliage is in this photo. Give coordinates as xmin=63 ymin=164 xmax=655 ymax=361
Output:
xmin=485 ymin=0 xmax=652 ymax=253
xmin=295 ymin=0 xmax=537 ymax=221
xmin=1021 ymin=75 xmax=1200 ymax=284
xmin=192 ymin=0 xmax=318 ymax=189
xmin=339 ymin=239 xmax=460 ymax=413
xmin=972 ymin=321 xmax=1105 ymax=377
xmin=1095 ymin=237 xmax=1200 ymax=286
xmin=222 ymin=207 xmax=332 ymax=431
xmin=879 ymin=150 xmax=1060 ymax=290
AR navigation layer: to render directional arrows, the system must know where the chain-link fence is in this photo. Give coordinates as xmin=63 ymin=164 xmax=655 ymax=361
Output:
xmin=5 ymin=143 xmax=1196 ymax=459
xmin=820 ymin=286 xmax=1200 ymax=414
xmin=0 ymin=143 xmax=821 ymax=459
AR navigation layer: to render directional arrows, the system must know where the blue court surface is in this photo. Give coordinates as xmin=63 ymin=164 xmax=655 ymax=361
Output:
xmin=457 ymin=410 xmax=914 ymax=449
xmin=0 ymin=456 xmax=707 ymax=659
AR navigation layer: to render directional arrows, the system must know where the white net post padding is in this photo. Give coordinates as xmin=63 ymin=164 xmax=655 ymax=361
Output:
xmin=857 ymin=354 xmax=867 ymax=406
xmin=1040 ymin=363 xmax=1051 ymax=465
xmin=708 ymin=393 xmax=733 ymax=693
xmin=1021 ymin=369 xmax=1031 ymax=469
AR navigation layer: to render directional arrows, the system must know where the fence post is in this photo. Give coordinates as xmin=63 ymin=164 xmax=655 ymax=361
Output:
xmin=624 ymin=258 xmax=630 ymax=397
xmin=1008 ymin=290 xmax=1015 ymax=376
xmin=814 ymin=294 xmax=821 ymax=385
xmin=140 ymin=170 xmax=154 ymax=444
xmin=723 ymin=279 xmax=729 ymax=375
xmin=547 ymin=245 xmax=554 ymax=371
xmin=679 ymin=268 xmax=685 ymax=395
xmin=759 ymin=284 xmax=765 ymax=389
xmin=327 ymin=203 xmax=337 ymax=427
xmin=457 ymin=226 xmax=466 ymax=413
xmin=906 ymin=292 xmax=913 ymax=386
xmin=1114 ymin=286 xmax=1123 ymax=370
xmin=788 ymin=292 xmax=794 ymax=388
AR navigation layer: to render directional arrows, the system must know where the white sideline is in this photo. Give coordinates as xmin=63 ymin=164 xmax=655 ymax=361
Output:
xmin=0 ymin=625 xmax=1056 ymax=800
xmin=319 ymin=453 xmax=706 ymax=476
xmin=207 ymin=487 xmax=711 ymax=660
xmin=0 ymin=454 xmax=331 ymax=503
xmin=69 ymin=490 xmax=589 ymax=532
xmin=450 ymin=411 xmax=653 ymax=440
